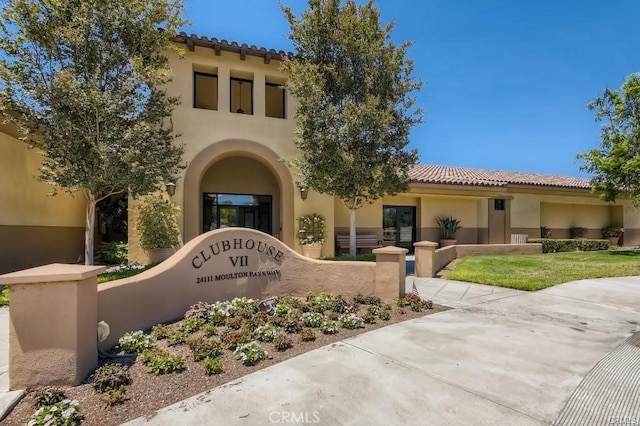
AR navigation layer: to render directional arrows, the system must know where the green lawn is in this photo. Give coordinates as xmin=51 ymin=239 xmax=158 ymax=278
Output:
xmin=446 ymin=250 xmax=640 ymax=291
xmin=97 ymin=264 xmax=154 ymax=284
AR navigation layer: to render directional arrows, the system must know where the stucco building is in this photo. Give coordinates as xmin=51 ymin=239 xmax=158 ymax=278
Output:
xmin=1 ymin=33 xmax=637 ymax=273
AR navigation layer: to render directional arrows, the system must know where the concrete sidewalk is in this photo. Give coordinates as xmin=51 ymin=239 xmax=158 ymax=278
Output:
xmin=124 ymin=277 xmax=640 ymax=425
xmin=1 ymin=278 xmax=638 ymax=424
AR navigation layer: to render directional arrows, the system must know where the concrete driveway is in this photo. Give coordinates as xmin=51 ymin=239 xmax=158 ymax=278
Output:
xmin=126 ymin=277 xmax=640 ymax=425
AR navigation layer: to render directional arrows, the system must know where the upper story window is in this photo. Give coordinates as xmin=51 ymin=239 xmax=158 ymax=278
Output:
xmin=265 ymin=82 xmax=286 ymax=119
xmin=231 ymin=77 xmax=252 ymax=115
xmin=193 ymin=72 xmax=218 ymax=110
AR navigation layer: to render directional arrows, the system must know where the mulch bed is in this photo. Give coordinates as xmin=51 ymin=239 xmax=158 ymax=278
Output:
xmin=3 ymin=299 xmax=448 ymax=426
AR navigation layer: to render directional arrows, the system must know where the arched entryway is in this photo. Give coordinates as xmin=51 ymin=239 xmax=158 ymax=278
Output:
xmin=183 ymin=140 xmax=295 ymax=247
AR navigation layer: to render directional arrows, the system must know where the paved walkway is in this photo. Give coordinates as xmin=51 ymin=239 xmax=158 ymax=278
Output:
xmin=124 ymin=276 xmax=640 ymax=425
xmin=1 ymin=278 xmax=639 ymax=424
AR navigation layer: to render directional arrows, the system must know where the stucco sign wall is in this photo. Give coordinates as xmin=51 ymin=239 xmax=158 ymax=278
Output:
xmin=97 ymin=228 xmax=402 ymax=348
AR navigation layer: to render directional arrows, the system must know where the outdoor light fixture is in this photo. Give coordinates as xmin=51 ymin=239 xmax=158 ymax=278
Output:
xmin=298 ymin=185 xmax=308 ymax=201
xmin=97 ymin=321 xmax=110 ymax=343
xmin=165 ymin=181 xmax=177 ymax=196
xmin=259 ymin=296 xmax=277 ymax=315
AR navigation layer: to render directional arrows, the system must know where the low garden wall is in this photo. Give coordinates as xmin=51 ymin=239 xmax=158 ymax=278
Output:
xmin=414 ymin=241 xmax=543 ymax=278
xmin=0 ymin=228 xmax=407 ymax=388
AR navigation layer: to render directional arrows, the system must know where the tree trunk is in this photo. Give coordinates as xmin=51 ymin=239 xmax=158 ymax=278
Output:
xmin=349 ymin=208 xmax=357 ymax=258
xmin=85 ymin=192 xmax=96 ymax=265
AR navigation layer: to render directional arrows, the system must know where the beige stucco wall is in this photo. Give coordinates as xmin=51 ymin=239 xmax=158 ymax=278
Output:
xmin=0 ymin=130 xmax=85 ymax=227
xmin=540 ymin=202 xmax=609 ymax=229
xmin=0 ymin=128 xmax=86 ymax=272
xmin=100 ymin=228 xmax=393 ymax=349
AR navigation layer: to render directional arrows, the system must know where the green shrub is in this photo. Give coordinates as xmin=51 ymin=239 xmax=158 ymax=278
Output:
xmin=221 ymin=329 xmax=254 ymax=350
xmin=165 ymin=331 xmax=187 ymax=346
xmin=202 ymin=324 xmax=218 ymax=337
xmin=328 ymin=295 xmax=353 ymax=314
xmin=366 ymin=304 xmax=380 ymax=315
xmin=145 ymin=351 xmax=185 ymax=375
xmin=95 ymin=241 xmax=128 ymax=265
xmin=300 ymin=328 xmax=316 ymax=342
xmin=529 ymin=238 xmax=610 ymax=253
xmin=203 ymin=357 xmax=223 ymax=375
xmin=283 ymin=311 xmax=304 ymax=333
xmin=180 ymin=316 xmax=205 ymax=334
xmin=150 ymin=324 xmax=171 ymax=340
xmin=136 ymin=196 xmax=181 ymax=251
xmin=363 ymin=313 xmax=376 ymax=324
xmin=102 ymin=387 xmax=127 ymax=406
xmin=273 ymin=333 xmax=293 ymax=351
xmin=320 ymin=320 xmax=338 ymax=334
xmin=352 ymin=292 xmax=367 ymax=305
xmin=378 ymin=310 xmax=391 ymax=321
xmin=188 ymin=337 xmax=223 ymax=361
xmin=0 ymin=288 xmax=8 ymax=307
xmin=91 ymin=364 xmax=131 ymax=393
xmin=32 ymin=386 xmax=66 ymax=408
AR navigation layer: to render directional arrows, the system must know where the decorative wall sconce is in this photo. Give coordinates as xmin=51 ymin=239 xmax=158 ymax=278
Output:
xmin=298 ymin=183 xmax=308 ymax=201
xmin=165 ymin=181 xmax=177 ymax=196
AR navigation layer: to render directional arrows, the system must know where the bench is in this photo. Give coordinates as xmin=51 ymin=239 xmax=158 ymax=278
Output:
xmin=335 ymin=234 xmax=382 ymax=254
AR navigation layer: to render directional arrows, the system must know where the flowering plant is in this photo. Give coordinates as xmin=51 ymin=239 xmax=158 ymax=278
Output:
xmin=296 ymin=213 xmax=326 ymax=246
xmin=118 ymin=331 xmax=155 ymax=353
xmin=234 ymin=341 xmax=267 ymax=366
xmin=28 ymin=399 xmax=81 ymax=426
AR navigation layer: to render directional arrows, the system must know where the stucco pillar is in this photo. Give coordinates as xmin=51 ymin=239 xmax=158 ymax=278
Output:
xmin=253 ymin=72 xmax=266 ymax=117
xmin=373 ymin=246 xmax=407 ymax=300
xmin=414 ymin=241 xmax=438 ymax=278
xmin=0 ymin=263 xmax=104 ymax=389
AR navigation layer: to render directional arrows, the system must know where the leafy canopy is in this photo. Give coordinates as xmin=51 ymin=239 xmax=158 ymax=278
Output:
xmin=282 ymin=0 xmax=422 ymax=211
xmin=0 ymin=0 xmax=187 ymax=202
xmin=578 ymin=72 xmax=640 ymax=204
xmin=0 ymin=0 xmax=188 ymax=264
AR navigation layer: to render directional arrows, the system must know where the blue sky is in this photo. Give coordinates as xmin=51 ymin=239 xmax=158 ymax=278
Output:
xmin=183 ymin=0 xmax=639 ymax=178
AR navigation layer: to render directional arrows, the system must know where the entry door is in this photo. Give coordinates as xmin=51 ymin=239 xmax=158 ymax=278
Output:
xmin=488 ymin=199 xmax=508 ymax=244
xmin=383 ymin=206 xmax=416 ymax=252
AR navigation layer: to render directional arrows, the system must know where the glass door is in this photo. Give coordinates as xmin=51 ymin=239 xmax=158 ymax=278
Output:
xmin=383 ymin=206 xmax=416 ymax=252
xmin=202 ymin=193 xmax=272 ymax=234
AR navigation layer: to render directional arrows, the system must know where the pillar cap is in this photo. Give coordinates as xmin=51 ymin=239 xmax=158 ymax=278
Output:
xmin=414 ymin=241 xmax=438 ymax=248
xmin=373 ymin=246 xmax=408 ymax=255
xmin=0 ymin=263 xmax=106 ymax=285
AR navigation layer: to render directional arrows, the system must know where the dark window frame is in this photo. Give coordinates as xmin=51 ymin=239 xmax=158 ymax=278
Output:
xmin=193 ymin=71 xmax=219 ymax=110
xmin=494 ymin=199 xmax=505 ymax=211
xmin=265 ymin=82 xmax=286 ymax=119
xmin=202 ymin=192 xmax=272 ymax=234
xmin=230 ymin=77 xmax=253 ymax=115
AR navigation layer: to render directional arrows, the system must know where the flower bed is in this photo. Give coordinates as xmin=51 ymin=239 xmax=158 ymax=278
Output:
xmin=4 ymin=293 xmax=446 ymax=426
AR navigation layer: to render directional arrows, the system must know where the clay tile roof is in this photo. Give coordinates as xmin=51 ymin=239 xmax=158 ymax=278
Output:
xmin=409 ymin=164 xmax=592 ymax=189
xmin=175 ymin=32 xmax=294 ymax=61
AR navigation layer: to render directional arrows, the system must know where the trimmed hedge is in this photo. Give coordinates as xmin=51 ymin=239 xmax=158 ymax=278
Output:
xmin=528 ymin=238 xmax=610 ymax=254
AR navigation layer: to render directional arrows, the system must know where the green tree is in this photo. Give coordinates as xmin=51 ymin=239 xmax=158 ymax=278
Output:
xmin=578 ymin=73 xmax=640 ymax=204
xmin=0 ymin=0 xmax=187 ymax=264
xmin=282 ymin=0 xmax=422 ymax=257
